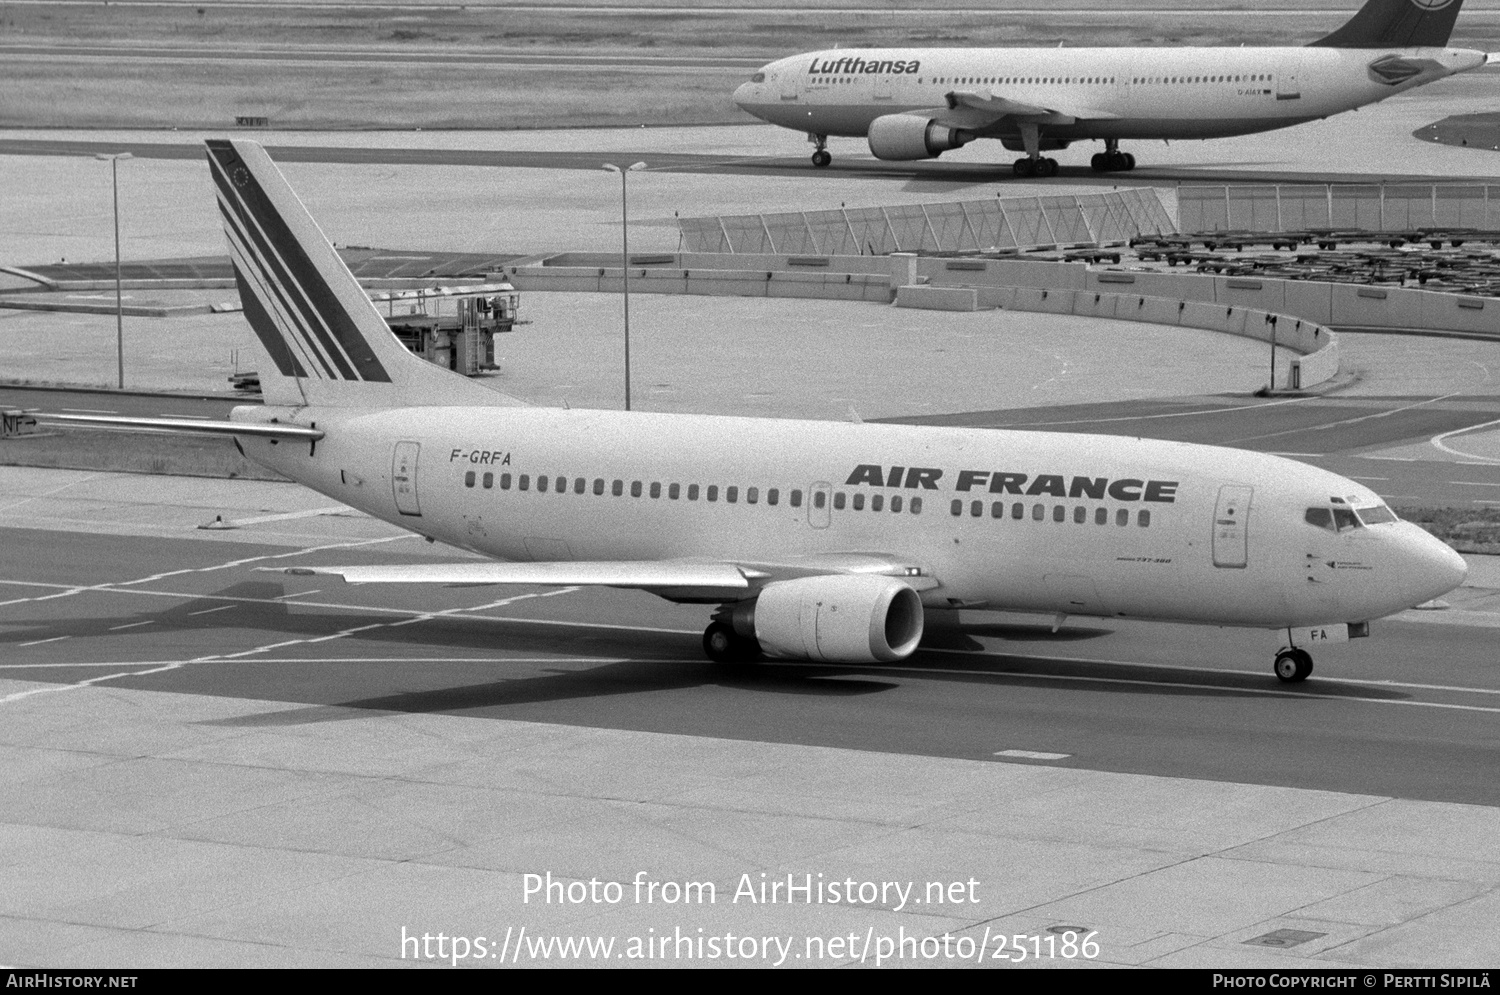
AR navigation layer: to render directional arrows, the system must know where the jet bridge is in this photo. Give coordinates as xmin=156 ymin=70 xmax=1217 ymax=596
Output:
xmin=372 ymin=282 xmax=520 ymax=376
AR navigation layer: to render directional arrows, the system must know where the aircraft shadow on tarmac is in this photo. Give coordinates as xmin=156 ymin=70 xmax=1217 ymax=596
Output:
xmin=10 ymin=582 xmax=1412 ymax=720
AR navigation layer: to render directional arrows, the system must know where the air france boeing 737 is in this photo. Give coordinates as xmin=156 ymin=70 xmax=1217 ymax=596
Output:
xmin=732 ymin=0 xmax=1488 ymax=176
xmin=48 ymin=140 xmax=1467 ymax=683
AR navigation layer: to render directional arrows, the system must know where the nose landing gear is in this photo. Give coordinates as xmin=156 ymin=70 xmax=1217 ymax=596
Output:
xmin=1273 ymin=647 xmax=1313 ymax=683
xmin=809 ymin=134 xmax=831 ymax=168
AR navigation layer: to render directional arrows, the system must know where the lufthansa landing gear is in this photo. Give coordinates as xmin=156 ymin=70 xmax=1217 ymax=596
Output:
xmin=1013 ymin=156 xmax=1058 ymax=178
xmin=809 ymin=134 xmax=831 ymax=168
xmin=703 ymin=621 xmax=762 ymax=663
xmin=1273 ymin=647 xmax=1313 ymax=683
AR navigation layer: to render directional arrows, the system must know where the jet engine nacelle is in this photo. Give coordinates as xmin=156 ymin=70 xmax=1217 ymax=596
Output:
xmin=748 ymin=574 xmax=925 ymax=662
xmin=867 ymin=114 xmax=973 ymax=161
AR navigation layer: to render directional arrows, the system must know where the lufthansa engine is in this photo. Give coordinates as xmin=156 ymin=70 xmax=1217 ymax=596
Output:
xmin=743 ymin=575 xmax=925 ymax=663
xmin=867 ymin=114 xmax=973 ymax=161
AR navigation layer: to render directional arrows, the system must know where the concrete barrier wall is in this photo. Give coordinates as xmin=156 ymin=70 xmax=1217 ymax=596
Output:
xmin=508 ymin=255 xmax=1339 ymax=389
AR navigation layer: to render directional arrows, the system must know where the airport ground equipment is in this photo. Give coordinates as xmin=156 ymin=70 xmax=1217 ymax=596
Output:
xmin=372 ymin=282 xmax=519 ymax=376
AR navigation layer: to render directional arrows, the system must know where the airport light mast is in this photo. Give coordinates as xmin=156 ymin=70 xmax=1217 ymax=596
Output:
xmin=94 ymin=152 xmax=133 ymax=389
xmin=603 ymin=162 xmax=646 ymax=411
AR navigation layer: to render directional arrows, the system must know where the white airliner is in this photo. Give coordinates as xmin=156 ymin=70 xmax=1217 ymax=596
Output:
xmin=48 ymin=140 xmax=1467 ymax=683
xmin=732 ymin=0 xmax=1488 ymax=176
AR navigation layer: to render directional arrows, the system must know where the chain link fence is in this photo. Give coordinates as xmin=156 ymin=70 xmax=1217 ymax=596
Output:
xmin=678 ymin=188 xmax=1176 ymax=255
xmin=1180 ymin=184 xmax=1500 ymax=234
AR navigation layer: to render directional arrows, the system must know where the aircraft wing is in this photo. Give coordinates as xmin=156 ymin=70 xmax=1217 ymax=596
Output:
xmin=939 ymin=88 xmax=1123 ymax=126
xmin=265 ymin=553 xmax=940 ymax=596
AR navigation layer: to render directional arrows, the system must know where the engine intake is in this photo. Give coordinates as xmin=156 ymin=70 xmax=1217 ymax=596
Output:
xmin=746 ymin=575 xmax=925 ymax=663
xmin=867 ymin=115 xmax=973 ymax=161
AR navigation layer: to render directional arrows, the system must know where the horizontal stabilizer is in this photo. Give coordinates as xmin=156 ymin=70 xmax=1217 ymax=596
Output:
xmin=36 ymin=413 xmax=324 ymax=440
xmin=264 ymin=561 xmax=767 ymax=590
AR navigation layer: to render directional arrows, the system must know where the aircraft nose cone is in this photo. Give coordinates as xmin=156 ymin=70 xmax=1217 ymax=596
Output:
xmin=733 ymin=81 xmax=755 ymax=110
xmin=1409 ymin=529 xmax=1469 ymax=603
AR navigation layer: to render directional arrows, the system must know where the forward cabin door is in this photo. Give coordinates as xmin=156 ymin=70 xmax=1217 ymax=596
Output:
xmin=1212 ymin=484 xmax=1253 ymax=568
xmin=392 ymin=440 xmax=422 ymax=517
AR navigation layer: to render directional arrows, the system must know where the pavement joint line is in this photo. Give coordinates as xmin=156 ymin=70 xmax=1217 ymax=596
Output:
xmin=0 ymin=656 xmax=667 ymax=669
xmin=185 ymin=587 xmax=583 ymax=663
xmin=0 ymin=470 xmax=105 ymax=516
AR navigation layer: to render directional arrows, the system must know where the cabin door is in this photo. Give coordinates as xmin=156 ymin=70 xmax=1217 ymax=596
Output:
xmin=1212 ymin=484 xmax=1253 ymax=568
xmin=392 ymin=440 xmax=422 ymax=517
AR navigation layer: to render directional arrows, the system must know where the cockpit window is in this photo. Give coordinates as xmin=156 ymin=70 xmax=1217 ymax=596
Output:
xmin=751 ymin=72 xmax=766 ymax=83
xmin=1356 ymin=504 xmax=1398 ymax=525
xmin=1306 ymin=506 xmax=1366 ymax=532
xmin=1332 ymin=507 xmax=1361 ymax=532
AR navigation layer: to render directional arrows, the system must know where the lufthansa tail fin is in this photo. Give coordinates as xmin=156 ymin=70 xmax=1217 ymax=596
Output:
xmin=205 ymin=139 xmax=522 ymax=409
xmin=1309 ymin=0 xmax=1465 ymax=49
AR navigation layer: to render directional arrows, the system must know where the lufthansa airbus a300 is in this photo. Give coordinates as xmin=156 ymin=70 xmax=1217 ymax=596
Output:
xmin=732 ymin=0 xmax=1489 ymax=176
xmin=49 ymin=140 xmax=1467 ymax=683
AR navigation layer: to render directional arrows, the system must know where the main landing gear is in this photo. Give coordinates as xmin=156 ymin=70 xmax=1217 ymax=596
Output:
xmin=809 ymin=133 xmax=831 ymax=168
xmin=1090 ymin=139 xmax=1136 ymax=173
xmin=1273 ymin=647 xmax=1313 ymax=683
xmin=1013 ymin=156 xmax=1058 ymax=178
xmin=703 ymin=621 xmax=762 ymax=663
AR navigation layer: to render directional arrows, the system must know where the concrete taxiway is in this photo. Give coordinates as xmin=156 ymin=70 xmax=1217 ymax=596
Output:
xmin=4 ymin=81 xmax=1500 ymax=967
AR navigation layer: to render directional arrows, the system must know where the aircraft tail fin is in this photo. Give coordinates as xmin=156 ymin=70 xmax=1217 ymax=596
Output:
xmin=1309 ymin=0 xmax=1465 ymax=49
xmin=205 ymin=139 xmax=522 ymax=409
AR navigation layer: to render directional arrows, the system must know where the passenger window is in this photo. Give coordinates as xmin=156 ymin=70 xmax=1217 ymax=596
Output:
xmin=971 ymin=500 xmax=983 ymax=517
xmin=833 ymin=492 xmax=846 ymax=510
xmin=910 ymin=497 xmax=922 ymax=515
xmin=574 ymin=477 xmax=586 ymax=494
xmin=500 ymin=473 xmax=511 ymax=490
xmin=464 ymin=471 xmax=475 ymax=488
xmin=853 ymin=493 xmax=865 ymax=511
xmin=768 ymin=488 xmax=779 ymax=506
xmin=1305 ymin=507 xmax=1335 ymax=531
xmin=593 ymin=478 xmax=605 ymax=496
xmin=612 ymin=480 xmax=624 ymax=497
xmin=951 ymin=499 xmax=963 ymax=517
xmin=538 ymin=475 xmax=549 ymax=493
xmin=792 ymin=490 xmax=803 ymax=508
xmin=991 ymin=501 xmax=1004 ymax=519
xmin=1053 ymin=505 xmax=1066 ymax=523
xmin=726 ymin=486 xmax=738 ymax=503
xmin=669 ymin=483 xmax=680 ymax=500
xmin=707 ymin=485 xmax=719 ymax=502
xmin=630 ymin=481 xmax=641 ymax=498
xmin=1073 ymin=506 xmax=1085 ymax=524
xmin=1095 ymin=507 xmax=1107 ymax=525
xmin=891 ymin=495 xmax=902 ymax=513
xmin=649 ymin=482 xmax=660 ymax=499
xmin=1116 ymin=508 xmax=1128 ymax=526
xmin=871 ymin=494 xmax=883 ymax=513
xmin=747 ymin=487 xmax=758 ymax=504
xmin=1138 ymin=510 xmax=1151 ymax=528
xmin=1333 ymin=507 xmax=1361 ymax=532
xmin=813 ymin=491 xmax=825 ymax=509
xmin=1032 ymin=503 xmax=1045 ymax=521
xmin=482 ymin=472 xmax=493 ymax=489
xmin=519 ymin=474 xmax=530 ymax=491
xmin=688 ymin=484 xmax=699 ymax=501
xmin=1012 ymin=503 xmax=1023 ymax=520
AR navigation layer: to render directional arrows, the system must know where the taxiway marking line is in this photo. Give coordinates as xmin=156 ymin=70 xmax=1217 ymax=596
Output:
xmin=1225 ymin=391 xmax=1467 ymax=446
xmin=1431 ymin=416 xmax=1500 ymax=464
xmin=994 ymin=750 xmax=1071 ymax=761
xmin=17 ymin=636 xmax=69 ymax=647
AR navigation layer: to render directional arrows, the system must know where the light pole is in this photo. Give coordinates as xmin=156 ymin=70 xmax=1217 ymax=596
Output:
xmin=603 ymin=162 xmax=646 ymax=411
xmin=94 ymin=152 xmax=133 ymax=389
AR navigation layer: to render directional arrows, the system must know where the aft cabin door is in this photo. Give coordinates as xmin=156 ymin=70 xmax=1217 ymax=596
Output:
xmin=1212 ymin=484 xmax=1252 ymax=568
xmin=392 ymin=441 xmax=422 ymax=517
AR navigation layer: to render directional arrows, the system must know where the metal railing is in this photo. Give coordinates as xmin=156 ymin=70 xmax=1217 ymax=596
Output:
xmin=679 ymin=188 xmax=1176 ymax=255
xmin=1180 ymin=183 xmax=1500 ymax=233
